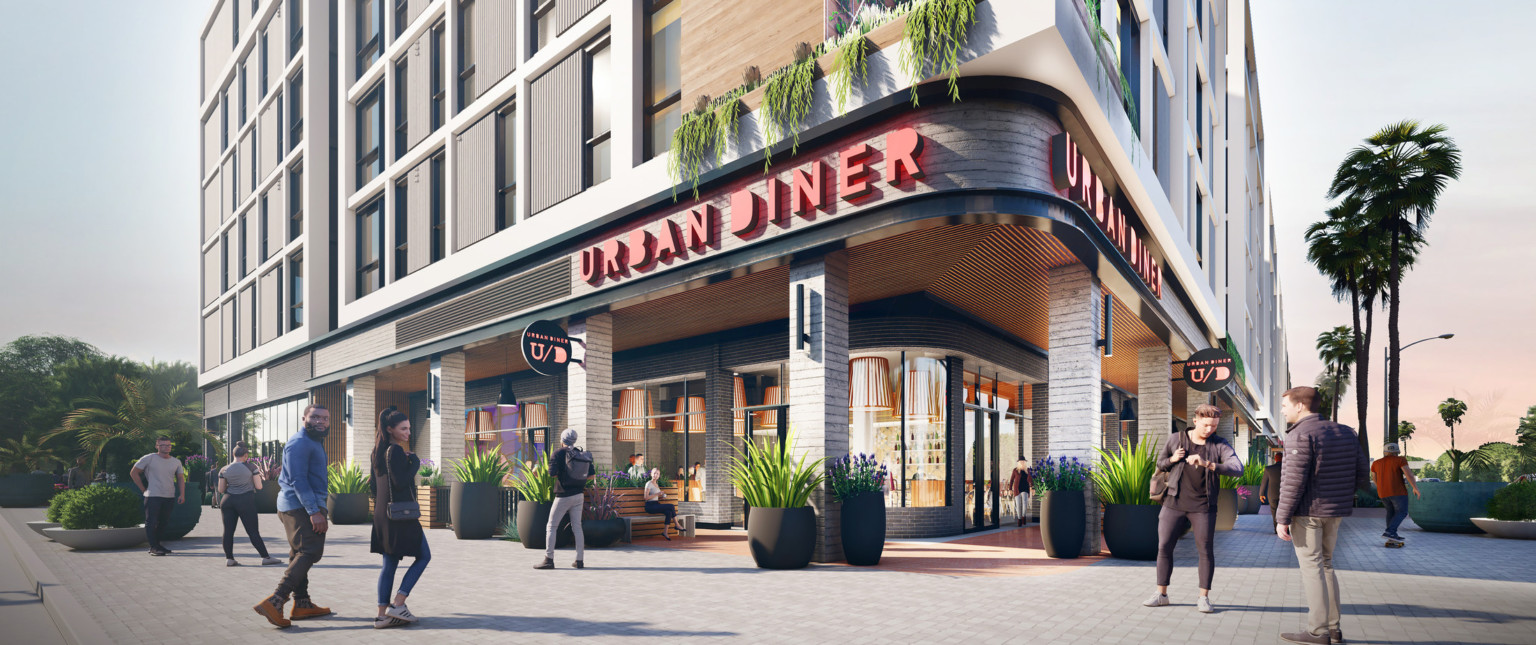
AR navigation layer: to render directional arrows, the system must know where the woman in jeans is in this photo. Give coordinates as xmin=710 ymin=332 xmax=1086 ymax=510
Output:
xmin=644 ymin=468 xmax=685 ymax=540
xmin=371 ymin=407 xmax=429 ymax=628
xmin=217 ymin=442 xmax=282 ymax=567
xmin=1145 ymin=404 xmax=1243 ymax=613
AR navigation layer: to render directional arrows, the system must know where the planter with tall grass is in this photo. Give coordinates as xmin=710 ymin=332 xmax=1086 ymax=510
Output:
xmin=727 ymin=432 xmax=825 ymax=569
xmin=1234 ymin=459 xmax=1264 ymax=514
xmin=1092 ymin=439 xmax=1160 ymax=561
xmin=326 ymin=462 xmax=372 ymax=524
xmin=509 ymin=451 xmax=554 ymax=548
xmin=1033 ymin=456 xmax=1091 ymax=559
xmin=451 ymin=445 xmax=511 ymax=540
xmin=582 ymin=471 xmax=626 ymax=548
xmin=1215 ymin=472 xmax=1239 ymax=531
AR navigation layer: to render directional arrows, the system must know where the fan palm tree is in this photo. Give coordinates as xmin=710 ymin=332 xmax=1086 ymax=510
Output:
xmin=0 ymin=432 xmax=69 ymax=474
xmin=1315 ymin=326 xmax=1355 ymax=422
xmin=1516 ymin=405 xmax=1536 ymax=474
xmin=1396 ymin=420 xmax=1416 ymax=456
xmin=1437 ymin=397 xmax=1487 ymax=483
xmin=44 ymin=374 xmax=214 ymax=477
xmin=1329 ymin=121 xmax=1462 ymax=444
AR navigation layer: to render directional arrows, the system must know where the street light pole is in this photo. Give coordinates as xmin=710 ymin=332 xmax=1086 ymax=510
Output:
xmin=1384 ymin=333 xmax=1455 ymax=445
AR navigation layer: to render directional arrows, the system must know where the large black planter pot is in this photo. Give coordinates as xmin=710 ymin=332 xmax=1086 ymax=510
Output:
xmin=254 ymin=483 xmax=279 ymax=513
xmin=1102 ymin=503 xmax=1160 ymax=561
xmin=747 ymin=506 xmax=816 ymax=569
xmin=1236 ymin=486 xmax=1260 ymax=514
xmin=516 ymin=500 xmax=553 ymax=549
xmin=1215 ymin=488 xmax=1237 ymax=531
xmin=328 ymin=492 xmax=371 ymax=524
xmin=162 ymin=483 xmax=203 ymax=541
xmin=450 ymin=481 xmax=500 ymax=539
xmin=583 ymin=517 xmax=626 ymax=548
xmin=1041 ymin=490 xmax=1086 ymax=559
xmin=839 ymin=492 xmax=886 ymax=566
xmin=0 ymin=474 xmax=56 ymax=507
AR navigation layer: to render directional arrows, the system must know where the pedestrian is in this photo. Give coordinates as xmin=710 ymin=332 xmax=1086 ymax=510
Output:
xmin=253 ymin=404 xmax=335 ymax=628
xmin=218 ymin=442 xmax=282 ymax=567
xmin=644 ymin=467 xmax=685 ymax=539
xmin=535 ymin=429 xmax=593 ymax=569
xmin=66 ymin=456 xmax=88 ymax=490
xmin=627 ymin=454 xmax=647 ymax=480
xmin=1006 ymin=458 xmax=1032 ymax=526
xmin=1144 ymin=404 xmax=1242 ymax=613
xmin=1259 ymin=449 xmax=1283 ymax=530
xmin=371 ymin=407 xmax=429 ymax=628
xmin=129 ymin=436 xmax=185 ymax=556
xmin=1370 ymin=443 xmax=1420 ymax=544
xmin=1275 ymin=386 xmax=1370 ymax=645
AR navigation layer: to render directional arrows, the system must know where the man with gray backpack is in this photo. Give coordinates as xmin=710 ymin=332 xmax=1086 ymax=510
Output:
xmin=535 ymin=428 xmax=594 ymax=570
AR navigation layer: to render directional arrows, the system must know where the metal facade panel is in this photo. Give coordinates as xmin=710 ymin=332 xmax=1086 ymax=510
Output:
xmin=475 ymin=0 xmax=517 ymax=93
xmin=453 ymin=114 xmax=495 ymax=250
xmin=555 ymin=0 xmax=603 ymax=35
xmin=405 ymin=0 xmax=430 ymax=29
xmin=259 ymin=268 xmax=279 ymax=344
xmin=203 ymin=246 xmax=221 ymax=306
xmin=394 ymin=258 xmax=570 ymax=347
xmin=221 ymin=299 xmax=235 ymax=363
xmin=203 ymin=174 xmax=222 ymax=242
xmin=203 ymin=312 xmax=221 ymax=371
xmin=203 ymin=0 xmax=232 ymax=100
xmin=228 ymin=373 xmax=258 ymax=411
xmin=203 ymin=385 xmax=229 ymax=417
xmin=405 ymin=37 xmax=432 ymax=150
xmin=259 ymin=101 xmax=278 ymax=180
xmin=406 ymin=158 xmax=432 ymax=273
xmin=239 ymin=286 xmax=256 ymax=355
xmin=266 ymin=25 xmax=284 ymax=94
xmin=529 ymin=53 xmax=581 ymax=214
xmin=267 ymin=353 xmax=312 ymax=399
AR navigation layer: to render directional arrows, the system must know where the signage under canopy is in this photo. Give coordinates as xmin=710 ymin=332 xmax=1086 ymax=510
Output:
xmin=1184 ymin=347 xmax=1236 ymax=393
xmin=522 ymin=320 xmax=574 ymax=376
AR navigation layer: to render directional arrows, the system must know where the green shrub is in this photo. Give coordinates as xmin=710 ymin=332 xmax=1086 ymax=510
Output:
xmin=453 ymin=444 xmax=511 ymax=485
xmin=726 ymin=431 xmax=825 ymax=508
xmin=327 ymin=461 xmax=371 ymax=494
xmin=46 ymin=488 xmax=87 ymax=523
xmin=508 ymin=451 xmax=553 ymax=503
xmin=57 ymin=485 xmax=141 ymax=530
xmin=1092 ymin=438 xmax=1159 ymax=506
xmin=1486 ymin=481 xmax=1536 ymax=522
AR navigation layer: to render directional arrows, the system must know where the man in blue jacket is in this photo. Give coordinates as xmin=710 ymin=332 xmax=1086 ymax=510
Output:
xmin=254 ymin=404 xmax=335 ymax=628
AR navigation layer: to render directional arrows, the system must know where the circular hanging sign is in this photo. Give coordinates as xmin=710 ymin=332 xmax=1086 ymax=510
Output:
xmin=522 ymin=320 xmax=574 ymax=376
xmin=1184 ymin=347 xmax=1236 ymax=393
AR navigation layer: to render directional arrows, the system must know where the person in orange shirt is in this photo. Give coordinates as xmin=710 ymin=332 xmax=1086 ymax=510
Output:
xmin=1370 ymin=443 xmax=1421 ymax=542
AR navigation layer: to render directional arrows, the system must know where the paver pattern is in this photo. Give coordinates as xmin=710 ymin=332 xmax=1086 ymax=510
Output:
xmin=4 ymin=507 xmax=1534 ymax=644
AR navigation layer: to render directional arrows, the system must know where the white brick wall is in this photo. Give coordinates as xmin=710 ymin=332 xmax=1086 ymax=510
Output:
xmin=568 ymin=314 xmax=614 ymax=469
xmin=432 ymin=352 xmax=467 ymax=481
xmin=348 ymin=376 xmax=376 ymax=467
xmin=1138 ymin=346 xmax=1173 ymax=447
xmin=788 ymin=252 xmax=849 ymax=563
xmin=1047 ymin=263 xmax=1102 ymax=556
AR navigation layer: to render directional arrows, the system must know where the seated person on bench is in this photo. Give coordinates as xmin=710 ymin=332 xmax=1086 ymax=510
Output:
xmin=644 ymin=468 xmax=686 ymax=540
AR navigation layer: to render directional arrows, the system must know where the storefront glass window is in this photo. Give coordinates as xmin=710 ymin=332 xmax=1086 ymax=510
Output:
xmin=464 ymin=401 xmax=551 ymax=478
xmin=848 ymin=351 xmax=948 ymax=508
xmin=235 ymin=397 xmax=306 ymax=464
xmin=613 ymin=375 xmax=706 ymax=500
xmin=961 ymin=369 xmax=1028 ymax=529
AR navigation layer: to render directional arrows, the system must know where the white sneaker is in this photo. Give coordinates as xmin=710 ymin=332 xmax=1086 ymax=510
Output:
xmin=226 ymin=558 xmax=241 ymax=567
xmin=1197 ymin=596 xmax=1215 ymax=613
xmin=1143 ymin=593 xmax=1169 ymax=607
xmin=261 ymin=557 xmax=283 ymax=565
xmin=385 ymin=603 xmax=419 ymax=623
xmin=373 ymin=616 xmax=407 ymax=629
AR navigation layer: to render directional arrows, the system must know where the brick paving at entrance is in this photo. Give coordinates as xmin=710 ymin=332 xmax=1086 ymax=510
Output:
xmin=4 ymin=507 xmax=1535 ymax=644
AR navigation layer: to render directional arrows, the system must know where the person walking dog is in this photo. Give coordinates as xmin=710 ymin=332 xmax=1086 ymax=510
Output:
xmin=1144 ymin=404 xmax=1243 ymax=614
xmin=1276 ymin=386 xmax=1370 ymax=645
xmin=1371 ymin=443 xmax=1420 ymax=545
xmin=253 ymin=404 xmax=335 ymax=628
xmin=372 ymin=407 xmax=430 ymax=628
xmin=129 ymin=436 xmax=185 ymax=556
xmin=218 ymin=442 xmax=282 ymax=566
xmin=535 ymin=429 xmax=593 ymax=570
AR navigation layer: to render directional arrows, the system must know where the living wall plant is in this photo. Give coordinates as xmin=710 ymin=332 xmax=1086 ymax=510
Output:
xmin=761 ymin=43 xmax=822 ymax=170
xmin=1082 ymin=0 xmax=1139 ymax=131
xmin=900 ymin=0 xmax=978 ymax=106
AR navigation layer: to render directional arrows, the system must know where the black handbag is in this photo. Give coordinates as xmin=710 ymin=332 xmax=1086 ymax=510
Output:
xmin=385 ymin=447 xmax=422 ymax=521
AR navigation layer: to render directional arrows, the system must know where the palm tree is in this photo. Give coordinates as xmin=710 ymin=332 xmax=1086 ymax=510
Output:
xmin=1329 ymin=121 xmax=1462 ymax=444
xmin=1315 ymin=326 xmax=1355 ymax=421
xmin=44 ymin=374 xmax=214 ymax=477
xmin=0 ymin=432 xmax=69 ymax=474
xmin=1516 ymin=405 xmax=1536 ymax=474
xmin=1397 ymin=420 xmax=1416 ymax=456
xmin=1437 ymin=397 xmax=1487 ymax=483
xmin=1314 ymin=370 xmax=1349 ymax=424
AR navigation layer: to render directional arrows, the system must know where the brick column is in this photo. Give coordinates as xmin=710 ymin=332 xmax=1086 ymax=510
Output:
xmin=430 ymin=352 xmax=467 ymax=482
xmin=568 ymin=314 xmax=614 ymax=469
xmin=1217 ymin=409 xmax=1237 ymax=445
xmin=701 ymin=366 xmax=735 ymax=526
xmin=1138 ymin=346 xmax=1173 ymax=447
xmin=789 ymin=252 xmax=849 ymax=563
xmin=347 ymin=375 xmax=376 ymax=467
xmin=1029 ymin=382 xmax=1049 ymax=519
xmin=1048 ymin=263 xmax=1102 ymax=556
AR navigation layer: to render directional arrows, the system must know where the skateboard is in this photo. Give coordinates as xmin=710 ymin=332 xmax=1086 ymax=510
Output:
xmin=1384 ymin=538 xmax=1404 ymax=548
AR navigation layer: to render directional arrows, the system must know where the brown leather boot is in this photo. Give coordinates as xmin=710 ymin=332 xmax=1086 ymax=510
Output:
xmin=253 ymin=595 xmax=291 ymax=628
xmin=289 ymin=597 xmax=333 ymax=620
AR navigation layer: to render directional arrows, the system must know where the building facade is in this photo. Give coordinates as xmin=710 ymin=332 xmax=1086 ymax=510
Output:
xmin=198 ymin=0 xmax=1290 ymax=560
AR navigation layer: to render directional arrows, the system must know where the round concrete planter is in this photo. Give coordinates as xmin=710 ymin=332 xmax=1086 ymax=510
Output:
xmin=27 ymin=521 xmax=61 ymax=540
xmin=44 ymin=526 xmax=148 ymax=551
xmin=162 ymin=483 xmax=203 ymax=540
xmin=254 ymin=484 xmax=279 ymax=513
xmin=1102 ymin=503 xmax=1160 ymax=561
xmin=1470 ymin=518 xmax=1536 ymax=540
xmin=1411 ymin=482 xmax=1507 ymax=533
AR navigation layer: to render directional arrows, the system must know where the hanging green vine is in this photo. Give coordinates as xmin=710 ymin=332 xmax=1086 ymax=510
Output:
xmin=831 ymin=35 xmax=869 ymax=115
xmin=900 ymin=0 xmax=978 ymax=106
xmin=1083 ymin=0 xmax=1139 ymax=134
xmin=668 ymin=88 xmax=748 ymax=199
xmin=759 ymin=46 xmax=820 ymax=171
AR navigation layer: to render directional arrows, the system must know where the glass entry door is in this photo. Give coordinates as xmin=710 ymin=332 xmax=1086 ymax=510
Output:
xmin=963 ymin=405 xmax=1000 ymax=531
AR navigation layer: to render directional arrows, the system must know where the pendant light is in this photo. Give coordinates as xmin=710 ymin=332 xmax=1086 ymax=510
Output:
xmin=904 ymin=357 xmax=943 ymax=422
xmin=733 ymin=377 xmax=746 ymax=436
xmin=849 ymin=357 xmax=893 ymax=412
xmin=671 ymin=396 xmax=705 ymax=433
xmin=616 ymin=388 xmax=652 ymax=443
xmin=758 ymin=385 xmax=781 ymax=428
xmin=521 ymin=402 xmax=548 ymax=444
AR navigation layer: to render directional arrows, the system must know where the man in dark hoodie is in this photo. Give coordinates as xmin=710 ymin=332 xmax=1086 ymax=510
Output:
xmin=1275 ymin=386 xmax=1370 ymax=645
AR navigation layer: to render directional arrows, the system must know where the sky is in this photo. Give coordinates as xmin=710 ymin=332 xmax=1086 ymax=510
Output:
xmin=0 ymin=2 xmax=1531 ymax=460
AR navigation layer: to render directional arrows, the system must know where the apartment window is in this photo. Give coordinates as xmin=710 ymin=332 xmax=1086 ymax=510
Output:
xmin=395 ymin=0 xmax=410 ymax=37
xmin=430 ymin=152 xmax=445 ymax=262
xmin=233 ymin=0 xmax=240 ymax=43
xmin=259 ymin=193 xmax=270 ymax=259
xmin=221 ymin=232 xmax=231 ymax=291
xmin=357 ymin=83 xmax=384 ymax=188
xmin=356 ymin=197 xmax=385 ymax=297
xmin=239 ymin=65 xmax=248 ymax=126
xmin=394 ymin=178 xmax=409 ymax=280
xmin=1159 ymin=0 xmax=1168 ymax=48
xmin=358 ymin=0 xmax=383 ymax=77
xmin=1195 ymin=195 xmax=1204 ymax=266
xmin=231 ymin=297 xmax=240 ymax=357
xmin=496 ymin=102 xmax=516 ymax=228
xmin=260 ymin=33 xmax=269 ymax=99
xmin=289 ymin=162 xmax=304 ymax=240
xmin=289 ymin=70 xmax=304 ymax=150
xmin=289 ymin=0 xmax=304 ymax=59
xmin=1116 ymin=0 xmax=1140 ymax=123
xmin=395 ymin=58 xmax=409 ymax=159
xmin=458 ymin=0 xmax=476 ymax=109
xmin=238 ymin=214 xmax=249 ymax=277
xmin=585 ymin=38 xmax=612 ymax=187
xmin=430 ymin=21 xmax=445 ymax=128
xmin=221 ymin=94 xmax=230 ymax=150
xmin=1195 ymin=81 xmax=1204 ymax=160
xmin=644 ymin=0 xmax=681 ymax=159
xmin=288 ymin=253 xmax=304 ymax=330
xmin=533 ymin=0 xmax=555 ymax=54
xmin=232 ymin=154 xmax=240 ymax=207
xmin=274 ymin=265 xmax=285 ymax=338
xmin=277 ymin=93 xmax=285 ymax=154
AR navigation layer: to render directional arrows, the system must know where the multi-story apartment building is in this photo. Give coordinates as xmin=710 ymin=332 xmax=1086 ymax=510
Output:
xmin=198 ymin=0 xmax=1289 ymax=560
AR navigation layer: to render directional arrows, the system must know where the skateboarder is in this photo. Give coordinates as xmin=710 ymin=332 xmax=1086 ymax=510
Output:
xmin=1370 ymin=443 xmax=1420 ymax=546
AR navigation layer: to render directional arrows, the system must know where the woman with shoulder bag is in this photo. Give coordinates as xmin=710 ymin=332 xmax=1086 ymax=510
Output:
xmin=1144 ymin=404 xmax=1243 ymax=614
xmin=370 ymin=407 xmax=429 ymax=628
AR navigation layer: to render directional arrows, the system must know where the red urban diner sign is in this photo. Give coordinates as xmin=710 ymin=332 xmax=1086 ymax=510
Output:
xmin=1050 ymin=132 xmax=1163 ymax=298
xmin=579 ymin=127 xmax=928 ymax=286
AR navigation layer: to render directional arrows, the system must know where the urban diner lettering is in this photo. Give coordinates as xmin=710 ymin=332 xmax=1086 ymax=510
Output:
xmin=1184 ymin=347 xmax=1236 ymax=393
xmin=579 ymin=127 xmax=928 ymax=286
xmin=1050 ymin=132 xmax=1163 ymax=298
xmin=522 ymin=319 xmax=574 ymax=376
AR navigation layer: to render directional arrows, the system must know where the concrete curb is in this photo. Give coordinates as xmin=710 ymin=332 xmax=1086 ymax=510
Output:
xmin=0 ymin=514 xmax=114 ymax=645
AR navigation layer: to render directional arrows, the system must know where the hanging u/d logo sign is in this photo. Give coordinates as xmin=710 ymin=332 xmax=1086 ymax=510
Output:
xmin=522 ymin=320 xmax=573 ymax=376
xmin=1184 ymin=347 xmax=1235 ymax=393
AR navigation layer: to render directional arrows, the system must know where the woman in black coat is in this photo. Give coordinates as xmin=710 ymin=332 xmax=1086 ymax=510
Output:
xmin=371 ymin=407 xmax=428 ymax=628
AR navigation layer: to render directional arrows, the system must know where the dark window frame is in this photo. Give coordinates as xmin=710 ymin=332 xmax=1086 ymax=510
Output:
xmin=356 ymin=82 xmax=385 ymax=189
xmin=274 ymin=264 xmax=285 ymax=338
xmin=583 ymin=35 xmax=612 ymax=188
xmin=1117 ymin=0 xmax=1140 ymax=127
xmin=356 ymin=196 xmax=385 ymax=298
xmin=430 ymin=151 xmax=445 ymax=262
xmin=642 ymin=0 xmax=681 ymax=160
xmin=532 ymin=0 xmax=556 ymax=54
xmin=395 ymin=57 xmax=409 ymax=160
xmin=394 ymin=177 xmax=409 ymax=280
xmin=259 ymin=32 xmax=269 ymax=100
xmin=395 ymin=0 xmax=410 ymax=37
xmin=288 ymin=161 xmax=304 ymax=241
xmin=288 ymin=252 xmax=304 ymax=330
xmin=495 ymin=100 xmax=516 ymax=230
xmin=221 ymin=232 xmax=231 ymax=291
xmin=221 ymin=94 xmax=230 ymax=150
xmin=289 ymin=70 xmax=304 ymax=151
xmin=289 ymin=0 xmax=304 ymax=59
xmin=259 ymin=192 xmax=270 ymax=259
xmin=458 ymin=0 xmax=476 ymax=110
xmin=238 ymin=213 xmax=249 ymax=277
xmin=357 ymin=0 xmax=383 ymax=78
xmin=239 ymin=64 xmax=248 ymax=126
xmin=430 ymin=20 xmax=445 ymax=129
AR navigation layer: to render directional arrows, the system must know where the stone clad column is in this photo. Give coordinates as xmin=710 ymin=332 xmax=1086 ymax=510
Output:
xmin=1029 ymin=382 xmax=1049 ymax=520
xmin=430 ymin=352 xmax=467 ymax=482
xmin=1138 ymin=346 xmax=1173 ymax=446
xmin=789 ymin=252 xmax=849 ymax=563
xmin=1048 ymin=263 xmax=1102 ymax=556
xmin=347 ymin=376 xmax=376 ymax=466
xmin=701 ymin=367 xmax=735 ymax=526
xmin=568 ymin=314 xmax=614 ymax=470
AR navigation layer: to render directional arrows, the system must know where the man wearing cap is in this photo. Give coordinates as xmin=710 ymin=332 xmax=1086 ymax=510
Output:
xmin=1370 ymin=443 xmax=1420 ymax=543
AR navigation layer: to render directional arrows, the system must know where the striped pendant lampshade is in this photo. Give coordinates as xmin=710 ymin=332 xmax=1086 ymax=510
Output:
xmin=733 ymin=377 xmax=746 ymax=436
xmin=757 ymin=385 xmax=781 ymax=428
xmin=904 ymin=358 xmax=944 ymax=421
xmin=616 ymin=389 xmax=651 ymax=443
xmin=849 ymin=357 xmax=893 ymax=412
xmin=672 ymin=396 xmax=705 ymax=433
xmin=521 ymin=402 xmax=548 ymax=443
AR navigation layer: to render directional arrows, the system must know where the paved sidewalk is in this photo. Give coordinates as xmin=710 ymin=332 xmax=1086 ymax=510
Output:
xmin=3 ymin=506 xmax=1534 ymax=644
xmin=0 ymin=520 xmax=66 ymax=645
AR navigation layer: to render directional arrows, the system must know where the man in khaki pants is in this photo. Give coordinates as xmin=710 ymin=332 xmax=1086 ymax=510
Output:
xmin=1275 ymin=386 xmax=1371 ymax=645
